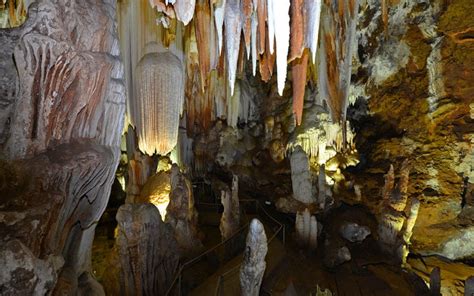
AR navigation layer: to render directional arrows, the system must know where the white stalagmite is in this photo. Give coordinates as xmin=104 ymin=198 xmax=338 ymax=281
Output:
xmin=306 ymin=0 xmax=322 ymax=63
xmin=240 ymin=219 xmax=268 ymax=296
xmin=214 ymin=0 xmax=226 ymax=55
xmin=295 ymin=208 xmax=318 ymax=250
xmin=271 ymin=0 xmax=290 ymax=95
xmin=318 ymin=164 xmax=326 ymax=210
xmin=303 ymin=208 xmax=311 ymax=245
xmin=290 ymin=146 xmax=315 ymax=204
xmin=133 ymin=51 xmax=184 ymax=156
xmin=309 ymin=216 xmax=318 ymax=249
xmin=224 ymin=0 xmax=242 ymax=95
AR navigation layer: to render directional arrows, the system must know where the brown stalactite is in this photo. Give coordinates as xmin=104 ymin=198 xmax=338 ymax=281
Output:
xmin=289 ymin=0 xmax=305 ymax=62
xmin=292 ymin=49 xmax=309 ymax=126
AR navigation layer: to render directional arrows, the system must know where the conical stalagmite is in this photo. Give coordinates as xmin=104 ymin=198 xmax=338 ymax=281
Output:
xmin=240 ymin=219 xmax=268 ymax=296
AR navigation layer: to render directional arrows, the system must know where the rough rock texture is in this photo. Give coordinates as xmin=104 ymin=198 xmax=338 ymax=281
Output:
xmin=348 ymin=0 xmax=474 ymax=259
xmin=0 ymin=0 xmax=125 ymax=293
xmin=339 ymin=222 xmax=371 ymax=243
xmin=240 ymin=219 xmax=268 ymax=296
xmin=290 ymin=146 xmax=315 ymax=204
xmin=108 ymin=203 xmax=179 ymax=296
xmin=166 ymin=164 xmax=203 ymax=254
xmin=220 ymin=175 xmax=241 ymax=240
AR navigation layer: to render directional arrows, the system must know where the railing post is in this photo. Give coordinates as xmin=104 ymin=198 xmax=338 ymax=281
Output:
xmin=282 ymin=225 xmax=286 ymax=245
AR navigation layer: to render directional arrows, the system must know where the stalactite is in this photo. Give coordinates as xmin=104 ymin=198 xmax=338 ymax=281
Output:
xmin=292 ymin=50 xmax=309 ymax=126
xmin=272 ymin=0 xmax=291 ymax=95
xmin=289 ymin=0 xmax=305 ymax=63
xmin=382 ymin=0 xmax=388 ymax=37
xmin=224 ymin=0 xmax=242 ymax=95
xmin=242 ymin=0 xmax=253 ymax=59
xmin=195 ymin=0 xmax=212 ymax=92
xmin=318 ymin=0 xmax=359 ymax=142
xmin=318 ymin=164 xmax=326 ymax=210
xmin=257 ymin=0 xmax=266 ymax=55
xmin=174 ymin=0 xmax=196 ymax=25
xmin=251 ymin=0 xmax=259 ymax=75
xmin=132 ymin=51 xmax=184 ymax=156
xmin=213 ymin=0 xmax=226 ymax=55
xmin=306 ymin=0 xmax=322 ymax=63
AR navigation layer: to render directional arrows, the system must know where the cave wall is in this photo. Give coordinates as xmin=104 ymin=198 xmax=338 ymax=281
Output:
xmin=347 ymin=0 xmax=474 ymax=259
xmin=0 ymin=0 xmax=125 ymax=294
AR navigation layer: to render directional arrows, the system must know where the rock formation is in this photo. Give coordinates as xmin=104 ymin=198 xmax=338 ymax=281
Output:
xmin=295 ymin=208 xmax=318 ymax=250
xmin=290 ymin=146 xmax=315 ymax=204
xmin=340 ymin=222 xmax=371 ymax=243
xmin=220 ymin=175 xmax=241 ymax=240
xmin=0 ymin=0 xmax=125 ymax=293
xmin=240 ymin=219 xmax=268 ymax=296
xmin=377 ymin=160 xmax=420 ymax=264
xmin=112 ymin=203 xmax=179 ymax=296
xmin=166 ymin=164 xmax=203 ymax=254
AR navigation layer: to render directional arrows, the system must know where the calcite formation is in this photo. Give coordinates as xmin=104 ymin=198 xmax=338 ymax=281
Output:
xmin=113 ymin=203 xmax=179 ymax=296
xmin=377 ymin=160 xmax=420 ymax=264
xmin=220 ymin=175 xmax=241 ymax=240
xmin=240 ymin=219 xmax=268 ymax=296
xmin=290 ymin=146 xmax=315 ymax=204
xmin=295 ymin=208 xmax=318 ymax=250
xmin=166 ymin=164 xmax=203 ymax=254
xmin=132 ymin=51 xmax=184 ymax=156
xmin=0 ymin=0 xmax=125 ymax=293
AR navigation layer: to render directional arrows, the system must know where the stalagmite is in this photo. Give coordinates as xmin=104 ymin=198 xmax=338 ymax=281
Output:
xmin=132 ymin=51 xmax=184 ymax=156
xmin=291 ymin=146 xmax=315 ymax=204
xmin=377 ymin=160 xmax=419 ymax=264
xmin=166 ymin=164 xmax=203 ymax=254
xmin=224 ymin=0 xmax=242 ymax=95
xmin=465 ymin=276 xmax=474 ymax=296
xmin=318 ymin=164 xmax=326 ymax=210
xmin=430 ymin=267 xmax=441 ymax=296
xmin=292 ymin=50 xmax=309 ymax=126
xmin=220 ymin=175 xmax=240 ymax=240
xmin=114 ymin=203 xmax=179 ymax=296
xmin=174 ymin=0 xmax=196 ymax=25
xmin=309 ymin=216 xmax=318 ymax=249
xmin=295 ymin=208 xmax=318 ymax=250
xmin=240 ymin=219 xmax=268 ymax=296
xmin=403 ymin=197 xmax=420 ymax=244
xmin=213 ymin=0 xmax=226 ymax=55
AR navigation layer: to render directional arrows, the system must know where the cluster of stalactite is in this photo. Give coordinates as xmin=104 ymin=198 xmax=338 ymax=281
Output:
xmin=119 ymin=0 xmax=360 ymax=157
xmin=0 ymin=0 xmax=28 ymax=28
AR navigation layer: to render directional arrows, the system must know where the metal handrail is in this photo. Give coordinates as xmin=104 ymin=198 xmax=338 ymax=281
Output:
xmin=165 ymin=220 xmax=250 ymax=295
xmin=166 ymin=199 xmax=286 ymax=296
xmin=213 ymin=201 xmax=285 ymax=295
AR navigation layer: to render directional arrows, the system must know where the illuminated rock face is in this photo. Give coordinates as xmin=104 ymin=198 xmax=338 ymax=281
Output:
xmin=166 ymin=164 xmax=203 ymax=254
xmin=132 ymin=52 xmax=184 ymax=156
xmin=0 ymin=0 xmax=125 ymax=293
xmin=290 ymin=146 xmax=315 ymax=204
